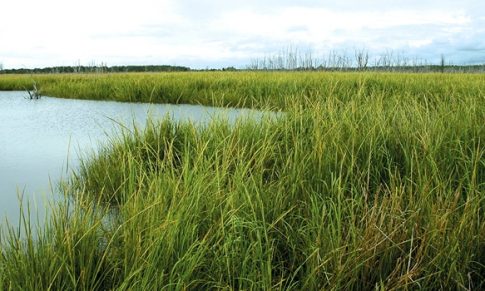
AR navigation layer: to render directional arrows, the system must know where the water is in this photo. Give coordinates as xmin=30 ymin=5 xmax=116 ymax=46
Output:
xmin=0 ymin=91 xmax=271 ymax=227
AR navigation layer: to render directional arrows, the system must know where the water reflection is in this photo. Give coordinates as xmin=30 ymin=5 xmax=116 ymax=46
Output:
xmin=0 ymin=91 xmax=272 ymax=226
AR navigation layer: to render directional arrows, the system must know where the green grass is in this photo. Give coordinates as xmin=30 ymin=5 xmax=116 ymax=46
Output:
xmin=1 ymin=72 xmax=484 ymax=289
xmin=1 ymin=71 xmax=484 ymax=110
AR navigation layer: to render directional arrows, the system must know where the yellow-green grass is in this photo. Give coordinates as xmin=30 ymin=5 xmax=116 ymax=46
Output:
xmin=1 ymin=72 xmax=484 ymax=289
xmin=1 ymin=71 xmax=484 ymax=110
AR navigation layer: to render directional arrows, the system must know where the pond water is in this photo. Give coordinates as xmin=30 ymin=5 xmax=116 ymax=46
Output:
xmin=0 ymin=91 xmax=271 ymax=228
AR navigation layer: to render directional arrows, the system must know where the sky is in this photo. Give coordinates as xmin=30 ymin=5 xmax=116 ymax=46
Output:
xmin=1 ymin=0 xmax=484 ymax=69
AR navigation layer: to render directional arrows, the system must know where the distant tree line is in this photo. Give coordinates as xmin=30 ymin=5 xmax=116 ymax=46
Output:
xmin=0 ymin=64 xmax=190 ymax=74
xmin=1 ymin=49 xmax=484 ymax=74
xmin=246 ymin=48 xmax=485 ymax=73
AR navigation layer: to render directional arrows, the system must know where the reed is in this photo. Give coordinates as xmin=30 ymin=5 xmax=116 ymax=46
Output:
xmin=1 ymin=71 xmax=484 ymax=289
xmin=1 ymin=72 xmax=484 ymax=110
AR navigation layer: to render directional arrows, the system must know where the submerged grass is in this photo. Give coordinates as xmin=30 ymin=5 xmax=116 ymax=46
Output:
xmin=1 ymin=72 xmax=484 ymax=289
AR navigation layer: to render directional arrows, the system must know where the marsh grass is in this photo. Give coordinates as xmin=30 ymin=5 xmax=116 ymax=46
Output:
xmin=0 ymin=72 xmax=484 ymax=289
xmin=1 ymin=72 xmax=484 ymax=110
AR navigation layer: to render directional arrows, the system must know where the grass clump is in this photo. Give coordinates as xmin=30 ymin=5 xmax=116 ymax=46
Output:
xmin=1 ymin=72 xmax=484 ymax=289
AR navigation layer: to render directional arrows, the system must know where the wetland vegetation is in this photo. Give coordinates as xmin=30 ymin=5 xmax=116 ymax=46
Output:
xmin=0 ymin=71 xmax=484 ymax=289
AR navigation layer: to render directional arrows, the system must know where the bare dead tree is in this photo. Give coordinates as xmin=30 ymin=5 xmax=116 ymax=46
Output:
xmin=440 ymin=54 xmax=445 ymax=73
xmin=355 ymin=49 xmax=369 ymax=71
xmin=26 ymin=79 xmax=41 ymax=99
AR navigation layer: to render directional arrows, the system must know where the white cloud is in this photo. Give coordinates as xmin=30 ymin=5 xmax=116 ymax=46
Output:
xmin=0 ymin=0 xmax=483 ymax=68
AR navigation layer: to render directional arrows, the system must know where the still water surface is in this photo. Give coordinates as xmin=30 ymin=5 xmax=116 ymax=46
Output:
xmin=0 ymin=91 xmax=269 ymax=227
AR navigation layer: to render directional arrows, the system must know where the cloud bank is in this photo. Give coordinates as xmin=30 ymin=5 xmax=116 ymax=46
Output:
xmin=1 ymin=0 xmax=484 ymax=68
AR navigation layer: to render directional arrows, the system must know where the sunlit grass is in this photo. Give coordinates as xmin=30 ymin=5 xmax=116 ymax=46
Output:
xmin=0 ymin=71 xmax=484 ymax=289
xmin=1 ymin=71 xmax=484 ymax=110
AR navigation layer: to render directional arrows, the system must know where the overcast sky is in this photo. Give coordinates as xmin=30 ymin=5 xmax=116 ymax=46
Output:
xmin=1 ymin=0 xmax=484 ymax=69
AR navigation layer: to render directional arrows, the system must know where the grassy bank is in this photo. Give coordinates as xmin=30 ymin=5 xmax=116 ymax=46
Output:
xmin=1 ymin=72 xmax=484 ymax=110
xmin=1 ymin=72 xmax=484 ymax=289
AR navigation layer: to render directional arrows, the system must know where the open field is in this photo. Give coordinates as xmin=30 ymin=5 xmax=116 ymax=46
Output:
xmin=1 ymin=72 xmax=484 ymax=289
